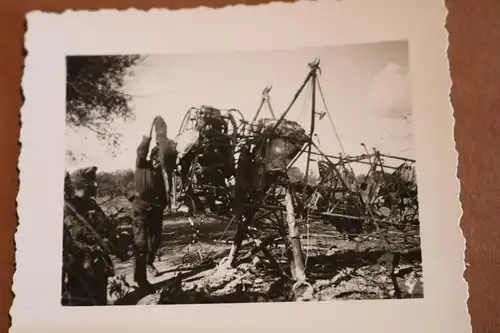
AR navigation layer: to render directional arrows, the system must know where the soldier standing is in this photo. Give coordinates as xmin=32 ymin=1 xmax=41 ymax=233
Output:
xmin=62 ymin=167 xmax=114 ymax=306
xmin=131 ymin=135 xmax=168 ymax=290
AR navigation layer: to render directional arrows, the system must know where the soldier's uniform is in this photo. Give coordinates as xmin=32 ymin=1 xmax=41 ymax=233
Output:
xmin=62 ymin=167 xmax=114 ymax=306
xmin=132 ymin=136 xmax=168 ymax=289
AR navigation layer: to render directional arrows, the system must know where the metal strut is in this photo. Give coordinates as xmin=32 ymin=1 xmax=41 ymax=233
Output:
xmin=252 ymin=85 xmax=276 ymax=122
xmin=303 ymin=59 xmax=320 ymax=189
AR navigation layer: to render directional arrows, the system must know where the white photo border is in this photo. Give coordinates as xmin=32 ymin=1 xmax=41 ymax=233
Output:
xmin=14 ymin=1 xmax=469 ymax=332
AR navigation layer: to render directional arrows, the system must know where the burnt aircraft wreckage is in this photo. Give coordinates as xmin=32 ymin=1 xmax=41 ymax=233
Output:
xmin=137 ymin=58 xmax=420 ymax=302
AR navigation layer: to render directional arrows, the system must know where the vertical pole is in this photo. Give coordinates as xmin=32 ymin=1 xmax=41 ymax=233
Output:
xmin=303 ymin=70 xmax=317 ymax=188
xmin=285 ymin=185 xmax=306 ymax=281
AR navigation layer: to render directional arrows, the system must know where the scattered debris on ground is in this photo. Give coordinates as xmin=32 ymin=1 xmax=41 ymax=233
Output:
xmin=100 ymin=198 xmax=423 ymax=305
xmin=132 ymin=252 xmax=422 ymax=305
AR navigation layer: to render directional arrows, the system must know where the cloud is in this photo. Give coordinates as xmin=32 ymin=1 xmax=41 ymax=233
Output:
xmin=367 ymin=63 xmax=411 ymax=120
xmin=360 ymin=63 xmax=414 ymax=159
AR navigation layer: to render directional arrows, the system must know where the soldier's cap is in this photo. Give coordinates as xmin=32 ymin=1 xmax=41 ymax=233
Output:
xmin=71 ymin=166 xmax=98 ymax=188
xmin=64 ymin=171 xmax=72 ymax=185
xmin=64 ymin=171 xmax=74 ymax=192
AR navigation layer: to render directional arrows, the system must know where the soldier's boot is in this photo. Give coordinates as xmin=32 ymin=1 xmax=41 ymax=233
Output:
xmin=93 ymin=278 xmax=109 ymax=306
xmin=146 ymin=242 xmax=160 ymax=278
xmin=134 ymin=255 xmax=154 ymax=291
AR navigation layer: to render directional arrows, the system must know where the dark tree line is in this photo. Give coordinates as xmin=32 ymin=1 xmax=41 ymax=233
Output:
xmin=287 ymin=167 xmax=318 ymax=186
xmin=96 ymin=169 xmax=135 ymax=199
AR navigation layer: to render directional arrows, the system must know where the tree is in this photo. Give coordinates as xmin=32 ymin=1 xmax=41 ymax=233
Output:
xmin=96 ymin=171 xmax=116 ymax=198
xmin=287 ymin=167 xmax=303 ymax=184
xmin=96 ymin=169 xmax=135 ymax=198
xmin=306 ymin=170 xmax=318 ymax=186
xmin=114 ymin=169 xmax=135 ymax=197
xmin=287 ymin=167 xmax=318 ymax=186
xmin=66 ymin=55 xmax=144 ymax=149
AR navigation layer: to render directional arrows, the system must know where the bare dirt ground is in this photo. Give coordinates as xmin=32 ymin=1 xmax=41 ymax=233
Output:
xmin=101 ymin=197 xmax=423 ymax=305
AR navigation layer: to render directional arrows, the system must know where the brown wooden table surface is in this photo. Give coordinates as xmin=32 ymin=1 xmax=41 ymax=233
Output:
xmin=0 ymin=1 xmax=499 ymax=332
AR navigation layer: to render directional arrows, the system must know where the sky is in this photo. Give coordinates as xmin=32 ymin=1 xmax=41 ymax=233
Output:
xmin=66 ymin=40 xmax=412 ymax=175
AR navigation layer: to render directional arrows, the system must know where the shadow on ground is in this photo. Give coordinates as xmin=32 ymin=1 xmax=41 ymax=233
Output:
xmin=114 ymin=260 xmax=217 ymax=306
xmin=307 ymin=247 xmax=422 ymax=280
xmin=109 ymin=208 xmax=423 ymax=305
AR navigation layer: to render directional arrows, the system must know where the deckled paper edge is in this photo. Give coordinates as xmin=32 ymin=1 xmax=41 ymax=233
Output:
xmin=13 ymin=1 xmax=470 ymax=332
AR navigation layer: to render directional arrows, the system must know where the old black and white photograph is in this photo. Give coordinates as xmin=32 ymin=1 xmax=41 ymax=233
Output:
xmin=15 ymin=2 xmax=471 ymax=333
xmin=61 ymin=41 xmax=423 ymax=306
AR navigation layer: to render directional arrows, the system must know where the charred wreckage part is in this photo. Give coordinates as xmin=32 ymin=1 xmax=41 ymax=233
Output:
xmin=144 ymin=58 xmax=419 ymax=300
xmin=224 ymin=59 xmax=322 ymax=288
xmin=219 ymin=59 xmax=419 ymax=294
xmin=173 ymin=106 xmax=240 ymax=215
